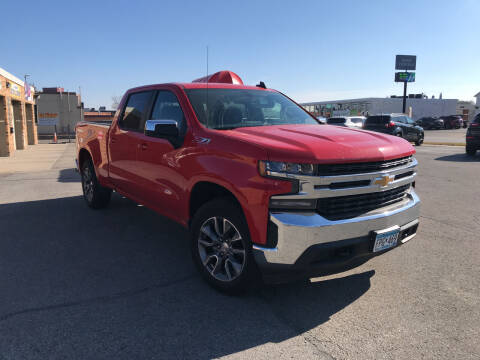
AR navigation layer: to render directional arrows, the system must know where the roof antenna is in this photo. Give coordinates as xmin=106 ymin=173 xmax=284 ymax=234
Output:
xmin=206 ymin=45 xmax=209 ymax=128
xmin=256 ymin=81 xmax=266 ymax=89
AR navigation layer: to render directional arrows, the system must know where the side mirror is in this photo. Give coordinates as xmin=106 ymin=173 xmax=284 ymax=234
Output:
xmin=145 ymin=119 xmax=179 ymax=138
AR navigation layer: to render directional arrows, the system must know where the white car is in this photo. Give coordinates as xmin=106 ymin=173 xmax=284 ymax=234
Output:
xmin=326 ymin=116 xmax=366 ymax=128
xmin=316 ymin=116 xmax=327 ymax=124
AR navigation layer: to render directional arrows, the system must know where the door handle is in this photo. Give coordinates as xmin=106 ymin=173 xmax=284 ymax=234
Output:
xmin=141 ymin=143 xmax=148 ymax=150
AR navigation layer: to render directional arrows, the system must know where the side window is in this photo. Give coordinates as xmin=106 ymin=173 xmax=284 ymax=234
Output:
xmin=119 ymin=91 xmax=153 ymax=131
xmin=150 ymin=91 xmax=186 ymax=134
xmin=405 ymin=116 xmax=415 ymax=125
xmin=396 ymin=116 xmax=406 ymax=124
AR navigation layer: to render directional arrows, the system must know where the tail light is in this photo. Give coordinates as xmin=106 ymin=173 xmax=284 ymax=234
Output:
xmin=471 ymin=123 xmax=479 ymax=127
xmin=385 ymin=121 xmax=395 ymax=128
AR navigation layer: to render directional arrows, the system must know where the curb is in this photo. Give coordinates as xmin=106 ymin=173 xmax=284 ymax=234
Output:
xmin=423 ymin=141 xmax=465 ymax=147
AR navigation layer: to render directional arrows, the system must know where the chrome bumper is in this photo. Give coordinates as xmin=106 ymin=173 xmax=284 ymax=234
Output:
xmin=253 ymin=189 xmax=420 ymax=266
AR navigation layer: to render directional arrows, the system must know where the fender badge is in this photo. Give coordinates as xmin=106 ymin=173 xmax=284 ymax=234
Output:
xmin=194 ymin=137 xmax=211 ymax=144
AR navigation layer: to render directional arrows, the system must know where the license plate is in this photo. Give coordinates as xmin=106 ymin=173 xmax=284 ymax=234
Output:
xmin=373 ymin=227 xmax=400 ymax=253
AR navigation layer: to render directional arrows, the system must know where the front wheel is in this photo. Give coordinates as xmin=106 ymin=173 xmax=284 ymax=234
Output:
xmin=415 ymin=134 xmax=424 ymax=146
xmin=81 ymin=158 xmax=112 ymax=209
xmin=190 ymin=198 xmax=259 ymax=293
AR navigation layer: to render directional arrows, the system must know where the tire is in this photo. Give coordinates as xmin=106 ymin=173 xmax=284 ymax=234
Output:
xmin=395 ymin=131 xmax=403 ymax=138
xmin=415 ymin=133 xmax=424 ymax=146
xmin=190 ymin=197 xmax=259 ymax=294
xmin=81 ymin=157 xmax=112 ymax=209
xmin=466 ymin=146 xmax=477 ymax=156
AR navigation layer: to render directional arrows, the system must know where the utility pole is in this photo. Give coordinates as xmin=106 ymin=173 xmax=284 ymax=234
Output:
xmin=67 ymin=90 xmax=71 ymax=143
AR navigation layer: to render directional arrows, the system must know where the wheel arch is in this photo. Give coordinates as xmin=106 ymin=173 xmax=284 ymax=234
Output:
xmin=78 ymin=148 xmax=92 ymax=170
xmin=189 ymin=181 xmax=243 ymax=222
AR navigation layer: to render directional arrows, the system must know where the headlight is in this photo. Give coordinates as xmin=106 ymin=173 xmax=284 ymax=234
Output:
xmin=258 ymin=160 xmax=316 ymax=177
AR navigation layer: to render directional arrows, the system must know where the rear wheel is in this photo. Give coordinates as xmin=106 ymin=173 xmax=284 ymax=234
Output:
xmin=466 ymin=145 xmax=477 ymax=156
xmin=395 ymin=131 xmax=403 ymax=138
xmin=190 ymin=198 xmax=259 ymax=293
xmin=81 ymin=158 xmax=112 ymax=209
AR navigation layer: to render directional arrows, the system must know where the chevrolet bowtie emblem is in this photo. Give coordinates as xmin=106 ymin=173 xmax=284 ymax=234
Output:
xmin=374 ymin=175 xmax=395 ymax=187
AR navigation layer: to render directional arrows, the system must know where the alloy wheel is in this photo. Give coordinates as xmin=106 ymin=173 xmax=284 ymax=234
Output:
xmin=82 ymin=166 xmax=94 ymax=202
xmin=198 ymin=217 xmax=246 ymax=282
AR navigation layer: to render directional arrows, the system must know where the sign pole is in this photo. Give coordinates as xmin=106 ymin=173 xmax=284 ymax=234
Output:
xmin=395 ymin=55 xmax=416 ymax=114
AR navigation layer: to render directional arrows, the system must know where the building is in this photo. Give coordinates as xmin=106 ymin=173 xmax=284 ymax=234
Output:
xmin=474 ymin=92 xmax=480 ymax=117
xmin=0 ymin=67 xmax=38 ymax=157
xmin=301 ymin=96 xmax=457 ymax=120
xmin=84 ymin=107 xmax=116 ymax=123
xmin=456 ymin=100 xmax=478 ymax=122
xmin=36 ymin=88 xmax=84 ymax=136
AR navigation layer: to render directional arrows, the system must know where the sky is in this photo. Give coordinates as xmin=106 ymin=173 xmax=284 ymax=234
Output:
xmin=1 ymin=0 xmax=478 ymax=108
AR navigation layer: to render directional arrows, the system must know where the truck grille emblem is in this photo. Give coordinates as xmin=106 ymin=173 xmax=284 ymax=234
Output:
xmin=373 ymin=175 xmax=395 ymax=187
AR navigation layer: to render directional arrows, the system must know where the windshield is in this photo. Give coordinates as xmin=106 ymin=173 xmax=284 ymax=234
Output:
xmin=185 ymin=89 xmax=318 ymax=129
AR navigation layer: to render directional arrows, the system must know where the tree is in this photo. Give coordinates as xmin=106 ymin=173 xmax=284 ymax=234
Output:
xmin=111 ymin=96 xmax=122 ymax=110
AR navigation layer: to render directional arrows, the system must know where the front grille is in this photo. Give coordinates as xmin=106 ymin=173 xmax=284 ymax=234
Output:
xmin=317 ymin=184 xmax=410 ymax=220
xmin=316 ymin=156 xmax=412 ymax=176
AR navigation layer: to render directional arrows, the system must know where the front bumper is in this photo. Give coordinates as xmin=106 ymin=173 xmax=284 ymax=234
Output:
xmin=253 ymin=190 xmax=420 ymax=283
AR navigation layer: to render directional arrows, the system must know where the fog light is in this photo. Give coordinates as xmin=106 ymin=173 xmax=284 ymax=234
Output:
xmin=269 ymin=198 xmax=317 ymax=210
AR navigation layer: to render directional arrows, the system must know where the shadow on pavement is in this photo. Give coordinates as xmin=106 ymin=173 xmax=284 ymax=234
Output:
xmin=435 ymin=153 xmax=479 ymax=162
xmin=57 ymin=168 xmax=81 ymax=182
xmin=0 ymin=194 xmax=373 ymax=359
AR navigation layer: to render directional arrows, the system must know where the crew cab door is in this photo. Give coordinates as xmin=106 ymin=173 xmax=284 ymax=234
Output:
xmin=109 ymin=90 xmax=154 ymax=199
xmin=135 ymin=90 xmax=188 ymax=221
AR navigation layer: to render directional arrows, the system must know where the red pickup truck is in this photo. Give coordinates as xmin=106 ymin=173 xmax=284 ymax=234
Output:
xmin=76 ymin=71 xmax=420 ymax=293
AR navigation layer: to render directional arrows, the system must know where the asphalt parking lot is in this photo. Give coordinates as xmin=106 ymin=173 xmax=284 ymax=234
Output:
xmin=0 ymin=142 xmax=478 ymax=359
xmin=424 ymin=127 xmax=467 ymax=145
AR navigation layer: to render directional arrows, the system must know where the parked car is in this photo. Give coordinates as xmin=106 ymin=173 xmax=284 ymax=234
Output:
xmin=440 ymin=115 xmax=463 ymax=129
xmin=416 ymin=116 xmax=444 ymax=130
xmin=364 ymin=114 xmax=425 ymax=146
xmin=75 ymin=71 xmax=420 ymax=293
xmin=316 ymin=116 xmax=327 ymax=124
xmin=326 ymin=116 xmax=365 ymax=129
xmin=466 ymin=113 xmax=480 ymax=156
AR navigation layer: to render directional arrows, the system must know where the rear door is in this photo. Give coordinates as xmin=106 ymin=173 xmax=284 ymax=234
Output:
xmin=405 ymin=116 xmax=418 ymax=140
xmin=109 ymin=90 xmax=154 ymax=199
xmin=394 ymin=116 xmax=410 ymax=138
xmin=135 ymin=90 xmax=188 ymax=220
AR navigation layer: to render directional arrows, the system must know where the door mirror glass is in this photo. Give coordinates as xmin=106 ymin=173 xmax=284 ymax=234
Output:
xmin=145 ymin=119 xmax=179 ymax=138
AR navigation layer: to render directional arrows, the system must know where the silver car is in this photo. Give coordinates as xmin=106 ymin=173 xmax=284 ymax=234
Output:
xmin=327 ymin=116 xmax=366 ymax=128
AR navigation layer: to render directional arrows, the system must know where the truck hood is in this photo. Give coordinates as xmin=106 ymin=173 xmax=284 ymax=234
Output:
xmin=226 ymin=124 xmax=415 ymax=163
